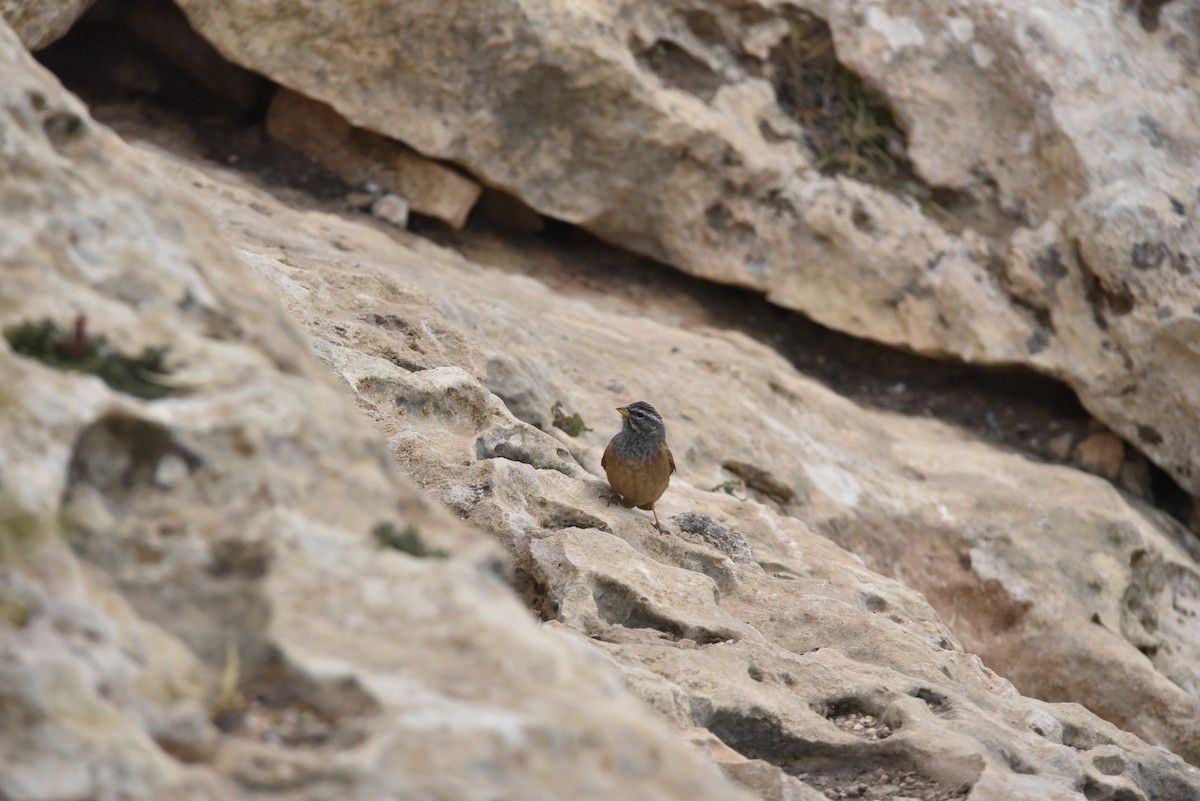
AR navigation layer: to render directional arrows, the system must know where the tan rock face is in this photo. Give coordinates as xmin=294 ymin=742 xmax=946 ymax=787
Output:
xmin=123 ymin=111 xmax=1200 ymax=794
xmin=10 ymin=4 xmax=1200 ymax=799
xmin=0 ymin=19 xmax=753 ymax=801
xmin=171 ymin=0 xmax=1200 ymax=499
xmin=0 ymin=0 xmax=95 ymax=48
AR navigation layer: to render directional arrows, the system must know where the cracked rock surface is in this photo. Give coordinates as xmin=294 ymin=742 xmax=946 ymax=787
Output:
xmin=169 ymin=0 xmax=1200 ymax=499
xmin=4 ymin=3 xmax=1200 ymax=800
xmin=104 ymin=110 xmax=1200 ymax=796
xmin=0 ymin=21 xmax=753 ymax=801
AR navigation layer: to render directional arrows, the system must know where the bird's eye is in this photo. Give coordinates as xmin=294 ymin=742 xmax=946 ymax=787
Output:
xmin=633 ymin=410 xmax=643 ymax=417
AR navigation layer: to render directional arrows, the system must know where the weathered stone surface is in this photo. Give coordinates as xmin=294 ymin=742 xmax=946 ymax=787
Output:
xmin=0 ymin=542 xmax=223 ymax=801
xmin=0 ymin=20 xmax=755 ymax=801
xmin=266 ymin=88 xmax=481 ymax=228
xmin=171 ymin=0 xmax=1200 ymax=500
xmin=0 ymin=0 xmax=94 ymax=49
xmin=128 ymin=119 xmax=1200 ymax=794
xmin=818 ymin=0 xmax=1200 ymax=501
xmin=12 ymin=3 xmax=1200 ymax=796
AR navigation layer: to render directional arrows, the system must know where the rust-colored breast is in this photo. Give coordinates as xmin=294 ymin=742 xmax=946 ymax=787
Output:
xmin=603 ymin=438 xmax=674 ymax=509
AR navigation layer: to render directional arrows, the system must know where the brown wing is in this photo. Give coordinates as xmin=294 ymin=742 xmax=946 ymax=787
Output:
xmin=664 ymin=439 xmax=676 ymax=474
xmin=601 ymin=439 xmax=613 ymax=471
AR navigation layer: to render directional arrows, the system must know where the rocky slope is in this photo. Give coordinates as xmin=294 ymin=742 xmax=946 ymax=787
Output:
xmin=0 ymin=20 xmax=752 ymax=801
xmin=165 ymin=0 xmax=1200 ymax=505
xmin=3 ymin=2 xmax=1200 ymax=801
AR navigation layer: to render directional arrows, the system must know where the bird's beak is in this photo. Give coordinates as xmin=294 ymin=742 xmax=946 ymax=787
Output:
xmin=617 ymin=406 xmax=631 ymax=418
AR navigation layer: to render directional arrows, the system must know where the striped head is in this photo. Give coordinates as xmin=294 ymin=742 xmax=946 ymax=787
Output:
xmin=617 ymin=401 xmax=665 ymax=441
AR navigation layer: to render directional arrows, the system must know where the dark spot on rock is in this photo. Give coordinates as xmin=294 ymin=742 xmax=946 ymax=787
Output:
xmin=1137 ymin=113 xmax=1167 ymax=147
xmin=1035 ymin=247 xmax=1068 ymax=283
xmin=1156 ymin=306 xmax=1173 ymax=320
xmin=859 ymin=593 xmax=888 ymax=613
xmin=683 ymin=10 xmax=724 ymax=46
xmin=758 ymin=118 xmax=793 ymax=144
xmin=27 ymin=90 xmax=46 ymax=111
xmin=1131 ymin=241 xmax=1168 ymax=271
xmin=1074 ymin=242 xmax=1111 ymax=330
xmin=1062 ymin=720 xmax=1115 ymax=751
xmin=43 ymin=110 xmax=86 ymax=149
xmin=851 ymin=202 xmax=874 ymax=233
xmin=359 ymin=312 xmax=414 ymax=333
xmin=1169 ymin=196 xmax=1185 ymax=215
xmin=747 ymin=665 xmax=765 ymax=682
xmin=761 ymin=188 xmax=797 ymax=219
xmin=1094 ymin=276 xmax=1134 ymax=317
xmin=1003 ymin=749 xmax=1039 ymax=775
xmin=1137 ymin=425 xmax=1163 ymax=445
xmin=209 ymin=537 xmax=271 ymax=577
xmin=636 ymin=39 xmax=724 ymax=103
xmin=1128 ymin=0 xmax=1172 ymax=32
xmin=63 ymin=414 xmax=203 ymax=568
xmin=593 ymin=576 xmax=735 ymax=645
xmin=912 ymin=688 xmax=950 ymax=714
xmin=706 ymin=203 xmax=732 ymax=231
xmin=722 ymin=461 xmax=795 ymax=503
xmin=706 ymin=707 xmax=791 ymax=761
xmin=1091 ymin=612 xmax=1102 ymax=625
xmin=926 ymin=251 xmax=945 ymax=272
xmin=1025 ymin=329 xmax=1050 ymax=354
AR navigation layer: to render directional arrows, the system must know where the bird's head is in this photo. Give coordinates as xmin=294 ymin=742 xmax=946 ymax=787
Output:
xmin=617 ymin=401 xmax=665 ymax=438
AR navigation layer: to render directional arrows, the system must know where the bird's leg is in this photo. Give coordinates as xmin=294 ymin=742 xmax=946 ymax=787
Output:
xmin=651 ymin=505 xmax=663 ymax=532
xmin=604 ymin=488 xmax=622 ymax=507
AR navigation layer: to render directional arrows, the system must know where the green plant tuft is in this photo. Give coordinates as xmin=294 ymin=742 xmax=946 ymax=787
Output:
xmin=551 ymin=400 xmax=591 ymax=438
xmin=775 ymin=11 xmax=906 ymax=183
xmin=373 ymin=521 xmax=447 ymax=558
xmin=0 ymin=596 xmax=31 ymax=628
xmin=4 ymin=316 xmax=184 ymax=400
xmin=0 ymin=506 xmax=49 ymax=564
xmin=209 ymin=640 xmax=248 ymax=732
xmin=709 ymin=480 xmax=744 ymax=498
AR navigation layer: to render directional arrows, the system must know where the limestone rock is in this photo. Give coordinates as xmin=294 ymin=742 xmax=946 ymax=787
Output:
xmin=129 ymin=123 xmax=1200 ymax=791
xmin=0 ymin=19 xmax=756 ymax=801
xmin=0 ymin=0 xmax=94 ymax=49
xmin=370 ymin=192 xmax=409 ymax=228
xmin=171 ymin=0 xmax=1200 ymax=499
xmin=818 ymin=0 xmax=1200 ymax=499
xmin=0 ymin=543 xmax=223 ymax=801
xmin=266 ymin=88 xmax=480 ymax=228
xmin=12 ymin=2 xmax=1200 ymax=795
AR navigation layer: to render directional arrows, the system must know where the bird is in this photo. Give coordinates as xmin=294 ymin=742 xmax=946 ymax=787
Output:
xmin=601 ymin=401 xmax=675 ymax=530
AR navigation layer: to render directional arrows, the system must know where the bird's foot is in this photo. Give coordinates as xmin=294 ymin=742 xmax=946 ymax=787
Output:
xmin=651 ymin=506 xmax=664 ymax=533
